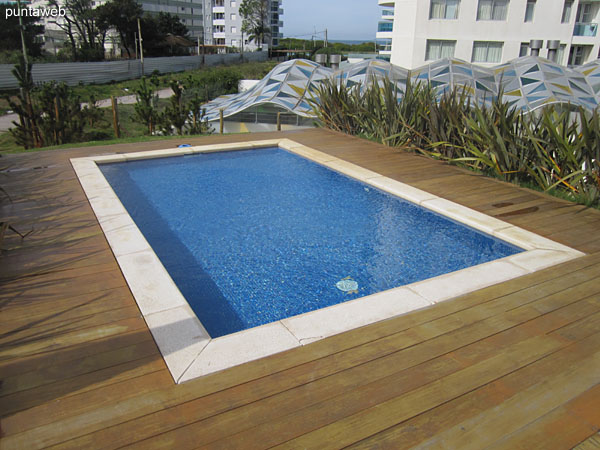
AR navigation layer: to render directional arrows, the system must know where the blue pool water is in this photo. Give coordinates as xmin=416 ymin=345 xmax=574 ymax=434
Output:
xmin=101 ymin=147 xmax=523 ymax=338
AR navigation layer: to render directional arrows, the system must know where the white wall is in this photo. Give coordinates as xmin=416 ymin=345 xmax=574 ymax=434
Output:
xmin=388 ymin=0 xmax=600 ymax=68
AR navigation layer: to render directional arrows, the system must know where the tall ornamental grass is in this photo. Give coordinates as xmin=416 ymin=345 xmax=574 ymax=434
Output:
xmin=310 ymin=76 xmax=600 ymax=207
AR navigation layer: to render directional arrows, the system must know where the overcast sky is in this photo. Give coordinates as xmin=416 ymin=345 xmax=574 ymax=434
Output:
xmin=281 ymin=0 xmax=379 ymax=41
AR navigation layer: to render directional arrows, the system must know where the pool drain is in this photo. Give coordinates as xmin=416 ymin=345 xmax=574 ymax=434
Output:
xmin=336 ymin=277 xmax=358 ymax=294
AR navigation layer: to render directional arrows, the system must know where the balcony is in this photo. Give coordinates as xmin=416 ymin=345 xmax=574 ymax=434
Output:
xmin=574 ymin=22 xmax=598 ymax=36
xmin=212 ymin=6 xmax=225 ymax=13
xmin=382 ymin=9 xmax=394 ymax=19
xmin=378 ymin=0 xmax=394 ymax=6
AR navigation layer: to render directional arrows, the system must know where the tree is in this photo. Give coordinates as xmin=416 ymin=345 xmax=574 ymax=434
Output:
xmin=48 ymin=0 xmax=106 ymax=61
xmin=134 ymin=77 xmax=159 ymax=134
xmin=0 ymin=5 xmax=45 ymax=58
xmin=239 ymin=0 xmax=271 ymax=50
xmin=95 ymin=0 xmax=143 ymax=58
xmin=156 ymin=12 xmax=189 ymax=38
xmin=161 ymin=80 xmax=187 ymax=135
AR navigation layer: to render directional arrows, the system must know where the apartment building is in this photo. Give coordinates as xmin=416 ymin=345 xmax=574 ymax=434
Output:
xmin=377 ymin=0 xmax=600 ymax=68
xmin=32 ymin=0 xmax=282 ymax=54
xmin=202 ymin=0 xmax=283 ymax=51
xmin=141 ymin=0 xmax=205 ymax=38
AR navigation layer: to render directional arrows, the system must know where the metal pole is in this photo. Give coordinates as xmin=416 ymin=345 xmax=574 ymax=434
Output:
xmin=134 ymin=32 xmax=138 ymax=60
xmin=202 ymin=28 xmax=205 ymax=64
xmin=325 ymin=29 xmax=328 ymax=48
xmin=197 ymin=36 xmax=200 ymax=56
xmin=137 ymin=18 xmax=144 ymax=76
xmin=16 ymin=0 xmax=29 ymax=64
xmin=276 ymin=112 xmax=281 ymax=131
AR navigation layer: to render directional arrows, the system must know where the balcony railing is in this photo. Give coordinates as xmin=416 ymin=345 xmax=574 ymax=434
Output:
xmin=574 ymin=22 xmax=598 ymax=36
xmin=378 ymin=22 xmax=393 ymax=32
xmin=382 ymin=9 xmax=394 ymax=16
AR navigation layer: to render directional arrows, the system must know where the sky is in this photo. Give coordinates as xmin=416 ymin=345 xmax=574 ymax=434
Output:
xmin=281 ymin=0 xmax=380 ymax=42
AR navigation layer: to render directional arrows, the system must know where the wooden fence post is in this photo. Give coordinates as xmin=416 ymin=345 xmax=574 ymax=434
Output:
xmin=277 ymin=112 xmax=281 ymax=131
xmin=219 ymin=108 xmax=224 ymax=134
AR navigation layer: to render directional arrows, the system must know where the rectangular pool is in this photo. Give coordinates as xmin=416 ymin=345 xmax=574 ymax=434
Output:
xmin=100 ymin=147 xmax=522 ymax=338
xmin=71 ymin=138 xmax=584 ymax=383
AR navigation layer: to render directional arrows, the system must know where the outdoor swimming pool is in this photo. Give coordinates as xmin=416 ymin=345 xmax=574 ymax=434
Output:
xmin=100 ymin=147 xmax=522 ymax=338
xmin=71 ymin=138 xmax=583 ymax=382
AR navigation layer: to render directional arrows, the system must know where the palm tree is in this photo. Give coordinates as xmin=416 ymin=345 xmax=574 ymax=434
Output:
xmin=239 ymin=0 xmax=271 ymax=50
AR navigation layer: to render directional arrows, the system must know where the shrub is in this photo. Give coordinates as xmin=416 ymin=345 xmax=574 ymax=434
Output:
xmin=311 ymin=76 xmax=600 ymax=207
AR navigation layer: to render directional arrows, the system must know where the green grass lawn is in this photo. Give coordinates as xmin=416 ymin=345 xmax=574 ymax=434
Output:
xmin=71 ymin=60 xmax=277 ymax=102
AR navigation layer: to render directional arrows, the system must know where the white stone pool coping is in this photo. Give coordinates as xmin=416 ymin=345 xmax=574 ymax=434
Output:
xmin=71 ymin=138 xmax=585 ymax=384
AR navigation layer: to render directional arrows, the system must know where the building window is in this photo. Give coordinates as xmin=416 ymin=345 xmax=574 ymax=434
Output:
xmin=378 ymin=22 xmax=394 ymax=32
xmin=556 ymin=44 xmax=566 ymax=64
xmin=213 ymin=12 xmax=224 ymax=20
xmin=568 ymin=45 xmax=589 ymax=65
xmin=519 ymin=42 xmax=529 ymax=56
xmin=230 ymin=13 xmax=236 ymax=20
xmin=472 ymin=41 xmax=503 ymax=63
xmin=561 ymin=1 xmax=573 ymax=23
xmin=231 ymin=26 xmax=237 ymax=33
xmin=232 ymin=39 xmax=238 ymax=46
xmin=231 ymin=0 xmax=236 ymax=6
xmin=425 ymin=40 xmax=456 ymax=60
xmin=429 ymin=0 xmax=460 ymax=19
xmin=524 ymin=0 xmax=535 ymax=22
xmin=576 ymin=2 xmax=593 ymax=23
xmin=477 ymin=0 xmax=509 ymax=21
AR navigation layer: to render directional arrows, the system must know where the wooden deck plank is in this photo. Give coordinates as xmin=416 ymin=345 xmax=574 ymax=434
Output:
xmin=1 ymin=129 xmax=600 ymax=449
xmin=349 ymin=333 xmax=600 ymax=449
xmin=230 ymin=335 xmax=568 ymax=449
xmin=485 ymin=385 xmax=600 ymax=450
xmin=108 ymin=277 xmax=600 ymax=449
xmin=25 ymin=260 xmax=600 ymax=446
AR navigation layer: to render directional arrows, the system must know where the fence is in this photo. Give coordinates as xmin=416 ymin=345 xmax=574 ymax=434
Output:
xmin=0 ymin=52 xmax=268 ymax=90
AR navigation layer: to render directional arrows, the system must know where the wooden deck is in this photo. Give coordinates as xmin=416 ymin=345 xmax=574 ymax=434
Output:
xmin=1 ymin=128 xmax=599 ymax=449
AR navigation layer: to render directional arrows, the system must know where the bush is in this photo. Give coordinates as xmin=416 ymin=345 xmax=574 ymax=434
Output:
xmin=182 ymin=66 xmax=243 ymax=102
xmin=6 ymin=58 xmax=90 ymax=148
xmin=311 ymin=76 xmax=600 ymax=207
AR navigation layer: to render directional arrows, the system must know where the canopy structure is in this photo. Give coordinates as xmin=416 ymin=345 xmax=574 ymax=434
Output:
xmin=202 ymin=56 xmax=600 ymax=121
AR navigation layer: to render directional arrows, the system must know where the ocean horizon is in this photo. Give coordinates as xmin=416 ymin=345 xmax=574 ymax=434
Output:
xmin=282 ymin=38 xmax=375 ymax=45
xmin=329 ymin=39 xmax=375 ymax=44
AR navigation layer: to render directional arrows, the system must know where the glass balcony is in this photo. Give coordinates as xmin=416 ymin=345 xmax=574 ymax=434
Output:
xmin=382 ymin=9 xmax=394 ymax=16
xmin=378 ymin=22 xmax=393 ymax=32
xmin=573 ymin=22 xmax=598 ymax=36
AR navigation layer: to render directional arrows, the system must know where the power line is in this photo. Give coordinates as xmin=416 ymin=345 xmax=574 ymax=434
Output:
xmin=282 ymin=30 xmax=328 ymax=39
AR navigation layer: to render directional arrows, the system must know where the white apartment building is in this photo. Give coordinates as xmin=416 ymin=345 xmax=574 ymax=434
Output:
xmin=204 ymin=0 xmax=283 ymax=51
xmin=377 ymin=0 xmax=600 ymax=68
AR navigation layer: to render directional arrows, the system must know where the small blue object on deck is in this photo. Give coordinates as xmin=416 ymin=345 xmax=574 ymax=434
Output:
xmin=100 ymin=147 xmax=523 ymax=338
xmin=178 ymin=144 xmax=191 ymax=147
